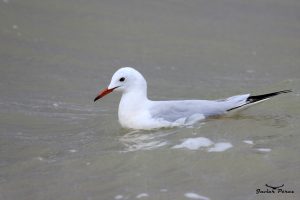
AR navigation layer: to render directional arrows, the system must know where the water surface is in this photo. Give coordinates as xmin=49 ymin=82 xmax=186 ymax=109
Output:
xmin=1 ymin=0 xmax=300 ymax=199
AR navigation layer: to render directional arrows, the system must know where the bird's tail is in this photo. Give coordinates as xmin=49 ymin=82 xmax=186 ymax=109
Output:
xmin=227 ymin=90 xmax=292 ymax=112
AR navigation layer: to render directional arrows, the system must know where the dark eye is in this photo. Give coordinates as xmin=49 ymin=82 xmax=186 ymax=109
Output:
xmin=119 ymin=77 xmax=125 ymax=82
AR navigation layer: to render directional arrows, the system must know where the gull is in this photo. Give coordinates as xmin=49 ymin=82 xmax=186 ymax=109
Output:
xmin=94 ymin=67 xmax=291 ymax=130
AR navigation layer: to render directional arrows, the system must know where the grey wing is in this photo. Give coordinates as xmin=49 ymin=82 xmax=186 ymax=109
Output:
xmin=149 ymin=100 xmax=227 ymax=122
xmin=149 ymin=94 xmax=250 ymax=122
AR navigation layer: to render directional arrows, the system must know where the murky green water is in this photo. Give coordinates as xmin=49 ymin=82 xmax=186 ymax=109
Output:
xmin=1 ymin=0 xmax=300 ymax=199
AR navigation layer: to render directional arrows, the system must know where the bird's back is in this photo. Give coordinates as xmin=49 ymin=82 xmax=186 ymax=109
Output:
xmin=149 ymin=94 xmax=250 ymax=123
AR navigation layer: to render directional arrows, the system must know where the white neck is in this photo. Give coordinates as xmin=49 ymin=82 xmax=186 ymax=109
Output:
xmin=119 ymin=86 xmax=149 ymax=110
xmin=118 ymin=86 xmax=150 ymax=127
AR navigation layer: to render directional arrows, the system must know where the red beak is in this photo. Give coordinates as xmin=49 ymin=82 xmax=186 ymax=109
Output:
xmin=94 ymin=86 xmax=118 ymax=102
xmin=94 ymin=87 xmax=118 ymax=102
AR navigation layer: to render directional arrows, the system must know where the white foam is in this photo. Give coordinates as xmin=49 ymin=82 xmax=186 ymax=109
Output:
xmin=184 ymin=192 xmax=210 ymax=200
xmin=243 ymin=140 xmax=254 ymax=145
xmin=114 ymin=195 xmax=123 ymax=200
xmin=208 ymin=142 xmax=233 ymax=152
xmin=256 ymin=148 xmax=271 ymax=152
xmin=53 ymin=103 xmax=59 ymax=108
xmin=35 ymin=157 xmax=44 ymax=161
xmin=68 ymin=149 xmax=77 ymax=153
xmin=173 ymin=137 xmax=213 ymax=150
xmin=136 ymin=193 xmax=149 ymax=198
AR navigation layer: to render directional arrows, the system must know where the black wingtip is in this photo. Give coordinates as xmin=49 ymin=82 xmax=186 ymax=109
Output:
xmin=227 ymin=90 xmax=292 ymax=112
xmin=247 ymin=90 xmax=292 ymax=103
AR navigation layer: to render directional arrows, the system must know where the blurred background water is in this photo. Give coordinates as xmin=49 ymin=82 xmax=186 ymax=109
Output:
xmin=0 ymin=0 xmax=300 ymax=199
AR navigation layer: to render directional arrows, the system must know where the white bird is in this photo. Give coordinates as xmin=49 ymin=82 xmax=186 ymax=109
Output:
xmin=94 ymin=67 xmax=291 ymax=130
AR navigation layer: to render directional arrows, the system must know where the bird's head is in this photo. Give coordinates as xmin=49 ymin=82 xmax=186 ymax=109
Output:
xmin=94 ymin=67 xmax=147 ymax=102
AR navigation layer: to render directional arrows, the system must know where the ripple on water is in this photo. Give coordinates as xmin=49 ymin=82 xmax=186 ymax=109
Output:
xmin=184 ymin=192 xmax=210 ymax=200
xmin=243 ymin=140 xmax=254 ymax=145
xmin=207 ymin=142 xmax=233 ymax=152
xmin=114 ymin=195 xmax=124 ymax=200
xmin=136 ymin=193 xmax=149 ymax=198
xmin=119 ymin=130 xmax=173 ymax=152
xmin=255 ymin=148 xmax=272 ymax=152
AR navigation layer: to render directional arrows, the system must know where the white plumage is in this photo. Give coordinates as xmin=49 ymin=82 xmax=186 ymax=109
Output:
xmin=94 ymin=67 xmax=291 ymax=130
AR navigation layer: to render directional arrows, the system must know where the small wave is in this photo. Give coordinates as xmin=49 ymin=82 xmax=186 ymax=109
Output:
xmin=0 ymin=98 xmax=105 ymax=121
xmin=184 ymin=192 xmax=210 ymax=200
xmin=119 ymin=130 xmax=174 ymax=152
xmin=207 ymin=142 xmax=233 ymax=152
